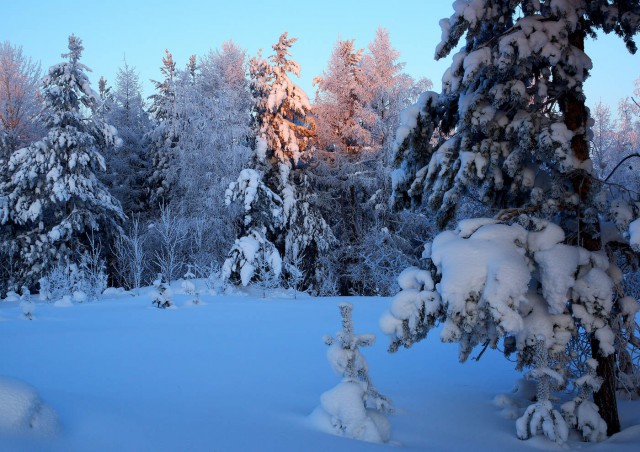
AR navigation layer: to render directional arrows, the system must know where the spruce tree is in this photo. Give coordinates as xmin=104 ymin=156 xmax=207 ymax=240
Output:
xmin=147 ymin=50 xmax=178 ymax=207
xmin=223 ymin=33 xmax=332 ymax=290
xmin=104 ymin=60 xmax=151 ymax=215
xmin=386 ymin=1 xmax=640 ymax=439
xmin=0 ymin=35 xmax=124 ymax=289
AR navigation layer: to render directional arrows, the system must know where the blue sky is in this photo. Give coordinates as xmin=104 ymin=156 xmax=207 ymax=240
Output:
xmin=2 ymin=1 xmax=638 ymax=109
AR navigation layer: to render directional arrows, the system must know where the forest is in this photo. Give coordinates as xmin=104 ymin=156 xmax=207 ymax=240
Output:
xmin=1 ymin=0 xmax=640 ymax=448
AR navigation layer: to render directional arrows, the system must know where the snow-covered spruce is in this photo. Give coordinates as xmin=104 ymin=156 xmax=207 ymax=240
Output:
xmin=311 ymin=302 xmax=392 ymax=443
xmin=224 ymin=33 xmax=333 ymax=292
xmin=151 ymin=274 xmax=173 ymax=309
xmin=101 ymin=60 xmax=151 ymax=216
xmin=515 ymin=339 xmax=568 ymax=443
xmin=381 ymin=217 xmax=622 ymax=441
xmin=0 ymin=35 xmax=124 ymax=289
xmin=561 ymin=358 xmax=607 ymax=442
xmin=19 ymin=286 xmax=34 ymax=320
xmin=146 ymin=49 xmax=177 ymax=208
xmin=389 ymin=1 xmax=640 ymax=438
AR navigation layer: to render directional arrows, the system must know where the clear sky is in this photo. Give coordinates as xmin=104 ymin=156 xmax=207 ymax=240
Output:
xmin=2 ymin=0 xmax=638 ymax=110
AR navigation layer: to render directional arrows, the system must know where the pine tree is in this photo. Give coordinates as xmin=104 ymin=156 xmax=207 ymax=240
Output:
xmin=0 ymin=35 xmax=124 ymax=289
xmin=386 ymin=1 xmax=640 ymax=439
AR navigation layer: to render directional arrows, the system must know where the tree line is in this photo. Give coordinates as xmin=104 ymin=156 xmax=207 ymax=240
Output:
xmin=0 ymin=28 xmax=430 ymax=297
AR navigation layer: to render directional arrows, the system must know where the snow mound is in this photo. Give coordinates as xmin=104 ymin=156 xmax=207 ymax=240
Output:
xmin=310 ymin=381 xmax=390 ymax=443
xmin=0 ymin=377 xmax=59 ymax=436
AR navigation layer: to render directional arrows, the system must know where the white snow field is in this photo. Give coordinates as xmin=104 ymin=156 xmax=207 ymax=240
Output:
xmin=0 ymin=285 xmax=639 ymax=451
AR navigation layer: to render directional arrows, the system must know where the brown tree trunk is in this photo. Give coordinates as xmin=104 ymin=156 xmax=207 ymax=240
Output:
xmin=560 ymin=26 xmax=621 ymax=436
xmin=591 ymin=336 xmax=621 ymax=436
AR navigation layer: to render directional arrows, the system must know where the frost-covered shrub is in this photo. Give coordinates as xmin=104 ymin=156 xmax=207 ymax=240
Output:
xmin=20 ymin=286 xmax=34 ymax=320
xmin=76 ymin=239 xmax=107 ymax=301
xmin=311 ymin=303 xmax=392 ymax=443
xmin=284 ymin=251 xmax=304 ymax=298
xmin=112 ymin=217 xmax=147 ymax=292
xmin=38 ymin=263 xmax=78 ymax=302
xmin=516 ymin=340 xmax=568 ymax=443
xmin=561 ymin=358 xmax=607 ymax=442
xmin=151 ymin=274 xmax=173 ymax=309
xmin=151 ymin=205 xmax=188 ymax=284
xmin=254 ymin=246 xmax=281 ymax=298
xmin=181 ymin=267 xmax=200 ymax=305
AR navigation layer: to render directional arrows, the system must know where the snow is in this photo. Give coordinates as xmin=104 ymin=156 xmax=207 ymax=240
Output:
xmin=630 ymin=218 xmax=640 ymax=252
xmin=312 ymin=381 xmax=389 ymax=443
xmin=430 ymin=224 xmax=530 ymax=338
xmin=0 ymin=288 xmax=639 ymax=451
xmin=0 ymin=377 xmax=59 ymax=436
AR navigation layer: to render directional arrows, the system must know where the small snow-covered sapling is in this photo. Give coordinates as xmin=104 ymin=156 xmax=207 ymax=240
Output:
xmin=284 ymin=252 xmax=304 ymax=299
xmin=182 ymin=267 xmax=200 ymax=304
xmin=152 ymin=274 xmax=173 ymax=308
xmin=20 ymin=286 xmax=34 ymax=320
xmin=312 ymin=302 xmax=392 ymax=443
xmin=516 ymin=339 xmax=568 ymax=443
xmin=561 ymin=358 xmax=607 ymax=442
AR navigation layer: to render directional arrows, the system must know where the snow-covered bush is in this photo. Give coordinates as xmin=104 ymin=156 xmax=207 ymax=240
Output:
xmin=76 ymin=236 xmax=107 ymax=301
xmin=284 ymin=251 xmax=304 ymax=298
xmin=112 ymin=217 xmax=147 ymax=292
xmin=311 ymin=302 xmax=392 ymax=443
xmin=254 ymin=246 xmax=281 ymax=298
xmin=19 ymin=286 xmax=34 ymax=320
xmin=181 ymin=267 xmax=200 ymax=304
xmin=38 ymin=263 xmax=77 ymax=302
xmin=561 ymin=358 xmax=607 ymax=442
xmin=151 ymin=205 xmax=188 ymax=284
xmin=151 ymin=274 xmax=173 ymax=309
xmin=516 ymin=340 xmax=569 ymax=443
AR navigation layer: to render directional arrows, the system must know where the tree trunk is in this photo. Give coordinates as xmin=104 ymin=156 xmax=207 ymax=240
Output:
xmin=560 ymin=26 xmax=621 ymax=436
xmin=591 ymin=336 xmax=621 ymax=436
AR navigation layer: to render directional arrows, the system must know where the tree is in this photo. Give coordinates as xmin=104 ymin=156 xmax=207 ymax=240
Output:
xmin=590 ymin=100 xmax=616 ymax=178
xmin=146 ymin=49 xmax=178 ymax=207
xmin=385 ymin=1 xmax=640 ymax=440
xmin=313 ymin=39 xmax=372 ymax=154
xmin=361 ymin=27 xmax=432 ymax=161
xmin=104 ymin=59 xmax=151 ymax=215
xmin=311 ymin=302 xmax=392 ymax=443
xmin=311 ymin=31 xmax=431 ymax=295
xmin=0 ymin=35 xmax=124 ymax=290
xmin=167 ymin=41 xmax=253 ymax=268
xmin=0 ymin=41 xmax=43 ymax=158
xmin=223 ymin=33 xmax=332 ymax=290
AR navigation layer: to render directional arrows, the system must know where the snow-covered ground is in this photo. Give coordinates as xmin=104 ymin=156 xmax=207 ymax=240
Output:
xmin=0 ymin=284 xmax=639 ymax=451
